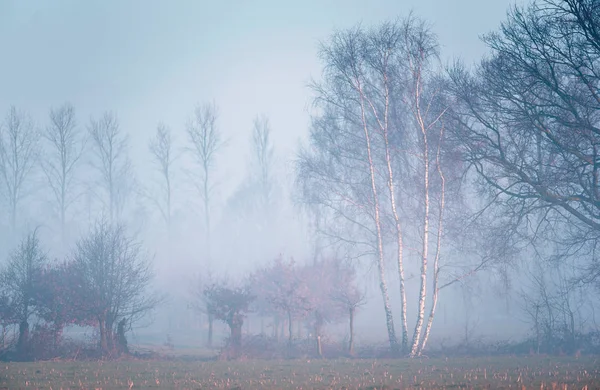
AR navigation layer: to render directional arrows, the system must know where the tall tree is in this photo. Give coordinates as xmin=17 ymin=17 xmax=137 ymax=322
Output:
xmin=186 ymin=101 xmax=224 ymax=263
xmin=42 ymin=103 xmax=85 ymax=248
xmin=0 ymin=106 xmax=38 ymax=234
xmin=297 ymin=17 xmax=462 ymax=356
xmin=88 ymin=112 xmax=132 ymax=224
xmin=148 ymin=122 xmax=176 ymax=237
xmin=251 ymin=114 xmax=276 ymax=215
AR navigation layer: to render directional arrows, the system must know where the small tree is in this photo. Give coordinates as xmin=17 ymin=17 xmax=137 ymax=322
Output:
xmin=203 ymin=282 xmax=254 ymax=358
xmin=71 ymin=220 xmax=158 ymax=356
xmin=1 ymin=230 xmax=47 ymax=356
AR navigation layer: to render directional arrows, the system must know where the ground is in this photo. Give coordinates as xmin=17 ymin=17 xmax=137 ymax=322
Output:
xmin=0 ymin=356 xmax=599 ymax=389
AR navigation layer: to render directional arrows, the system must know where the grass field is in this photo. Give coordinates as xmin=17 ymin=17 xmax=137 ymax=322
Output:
xmin=0 ymin=356 xmax=598 ymax=389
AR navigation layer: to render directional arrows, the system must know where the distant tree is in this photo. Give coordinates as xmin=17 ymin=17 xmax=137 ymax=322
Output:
xmin=330 ymin=261 xmax=366 ymax=355
xmin=1 ymin=230 xmax=47 ymax=356
xmin=300 ymin=259 xmax=346 ymax=357
xmin=88 ymin=112 xmax=133 ymax=224
xmin=203 ymin=281 xmax=254 ymax=358
xmin=251 ymin=114 xmax=276 ymax=217
xmin=71 ymin=220 xmax=158 ymax=355
xmin=251 ymin=257 xmax=312 ymax=346
xmin=42 ymin=103 xmax=85 ymax=248
xmin=148 ymin=122 xmax=176 ymax=237
xmin=186 ymin=101 xmax=224 ymax=263
xmin=0 ymin=106 xmax=38 ymax=234
xmin=190 ymin=270 xmax=218 ymax=347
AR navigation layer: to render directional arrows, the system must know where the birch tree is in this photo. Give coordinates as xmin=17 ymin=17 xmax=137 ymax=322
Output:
xmin=297 ymin=17 xmax=463 ymax=356
xmin=0 ymin=106 xmax=38 ymax=234
xmin=42 ymin=103 xmax=85 ymax=248
xmin=186 ymin=101 xmax=223 ymax=263
xmin=88 ymin=112 xmax=132 ymax=224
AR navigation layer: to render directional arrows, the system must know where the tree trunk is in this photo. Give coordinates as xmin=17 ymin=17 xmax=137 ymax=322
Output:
xmin=349 ymin=307 xmax=355 ymax=355
xmin=17 ymin=320 xmax=29 ymax=358
xmin=116 ymin=318 xmax=129 ymax=355
xmin=229 ymin=317 xmax=243 ymax=358
xmin=207 ymin=313 xmax=214 ymax=347
xmin=314 ymin=315 xmax=323 ymax=358
xmin=287 ymin=311 xmax=293 ymax=347
xmin=99 ymin=318 xmax=108 ymax=354
xmin=418 ymin=127 xmax=446 ymax=356
xmin=357 ymin=81 xmax=398 ymax=354
xmin=410 ymin=86 xmax=431 ymax=357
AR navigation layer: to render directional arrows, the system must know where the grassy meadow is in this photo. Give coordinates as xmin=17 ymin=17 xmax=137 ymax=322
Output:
xmin=0 ymin=356 xmax=599 ymax=389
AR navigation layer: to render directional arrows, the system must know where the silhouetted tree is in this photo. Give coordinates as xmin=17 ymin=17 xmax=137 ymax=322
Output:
xmin=203 ymin=282 xmax=254 ymax=358
xmin=0 ymin=107 xmax=38 ymax=235
xmin=88 ymin=112 xmax=132 ymax=224
xmin=448 ymin=0 xmax=600 ymax=285
xmin=148 ymin=122 xmax=176 ymax=237
xmin=42 ymin=103 xmax=85 ymax=249
xmin=71 ymin=220 xmax=158 ymax=356
xmin=186 ymin=101 xmax=224 ymax=264
xmin=1 ymin=230 xmax=47 ymax=357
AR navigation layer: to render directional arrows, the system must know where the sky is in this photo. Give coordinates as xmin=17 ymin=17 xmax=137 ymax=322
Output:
xmin=0 ymin=0 xmax=518 ymax=193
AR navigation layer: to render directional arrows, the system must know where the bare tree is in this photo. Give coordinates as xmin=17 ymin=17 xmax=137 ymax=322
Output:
xmin=42 ymin=103 xmax=85 ymax=248
xmin=88 ymin=112 xmax=132 ymax=224
xmin=186 ymin=101 xmax=224 ymax=263
xmin=148 ymin=122 xmax=176 ymax=237
xmin=71 ymin=220 xmax=158 ymax=356
xmin=251 ymin=114 xmax=275 ymax=214
xmin=448 ymin=0 xmax=600 ymax=284
xmin=1 ymin=229 xmax=47 ymax=356
xmin=0 ymin=106 xmax=38 ymax=234
xmin=297 ymin=17 xmax=466 ymax=357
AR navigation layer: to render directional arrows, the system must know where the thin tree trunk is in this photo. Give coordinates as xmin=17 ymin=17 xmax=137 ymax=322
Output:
xmin=357 ymin=80 xmax=398 ymax=353
xmin=349 ymin=307 xmax=355 ymax=355
xmin=410 ymin=71 xmax=430 ymax=357
xmin=364 ymin=58 xmax=409 ymax=353
xmin=418 ymin=125 xmax=446 ymax=356
xmin=207 ymin=313 xmax=214 ymax=347
xmin=287 ymin=311 xmax=293 ymax=346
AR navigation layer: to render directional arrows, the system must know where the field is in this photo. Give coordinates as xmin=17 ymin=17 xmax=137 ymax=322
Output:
xmin=0 ymin=356 xmax=599 ymax=389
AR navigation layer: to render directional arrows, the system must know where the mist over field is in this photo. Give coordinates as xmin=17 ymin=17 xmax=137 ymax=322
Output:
xmin=0 ymin=0 xmax=599 ymax=366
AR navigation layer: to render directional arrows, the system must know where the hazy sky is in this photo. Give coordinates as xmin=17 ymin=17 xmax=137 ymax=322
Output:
xmin=0 ymin=0 xmax=518 ymax=193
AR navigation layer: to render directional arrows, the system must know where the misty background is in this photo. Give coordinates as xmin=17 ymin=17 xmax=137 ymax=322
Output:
xmin=0 ymin=0 xmax=545 ymax=349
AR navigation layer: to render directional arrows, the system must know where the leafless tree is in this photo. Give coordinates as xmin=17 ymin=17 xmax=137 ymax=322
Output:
xmin=1 ymin=229 xmax=47 ymax=356
xmin=251 ymin=114 xmax=275 ymax=213
xmin=41 ymin=103 xmax=85 ymax=248
xmin=186 ymin=101 xmax=224 ymax=263
xmin=71 ymin=220 xmax=158 ymax=355
xmin=0 ymin=106 xmax=38 ymax=234
xmin=88 ymin=112 xmax=132 ymax=224
xmin=448 ymin=0 xmax=600 ymax=284
xmin=148 ymin=122 xmax=176 ymax=237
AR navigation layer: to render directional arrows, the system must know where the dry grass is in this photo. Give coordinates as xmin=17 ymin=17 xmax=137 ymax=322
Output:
xmin=0 ymin=356 xmax=598 ymax=389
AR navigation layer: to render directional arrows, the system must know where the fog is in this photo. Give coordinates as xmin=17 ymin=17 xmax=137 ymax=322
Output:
xmin=4 ymin=0 xmax=597 ymax=356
